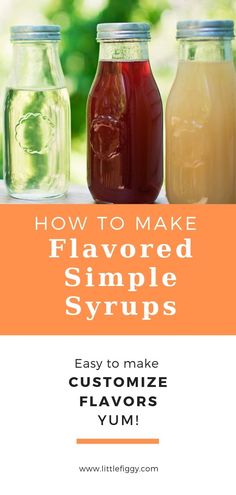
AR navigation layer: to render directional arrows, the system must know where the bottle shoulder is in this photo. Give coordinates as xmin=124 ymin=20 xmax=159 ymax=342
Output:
xmin=167 ymin=60 xmax=236 ymax=104
xmin=89 ymin=61 xmax=161 ymax=95
xmin=8 ymin=43 xmax=66 ymax=89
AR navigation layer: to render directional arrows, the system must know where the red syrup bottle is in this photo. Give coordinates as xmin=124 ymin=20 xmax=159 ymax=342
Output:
xmin=87 ymin=23 xmax=163 ymax=203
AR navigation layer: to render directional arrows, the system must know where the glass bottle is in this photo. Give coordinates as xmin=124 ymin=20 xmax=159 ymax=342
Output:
xmin=166 ymin=20 xmax=236 ymax=204
xmin=4 ymin=25 xmax=70 ymax=200
xmin=87 ymin=23 xmax=163 ymax=204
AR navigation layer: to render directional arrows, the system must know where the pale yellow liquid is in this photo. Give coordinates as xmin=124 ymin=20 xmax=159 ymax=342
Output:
xmin=166 ymin=61 xmax=236 ymax=203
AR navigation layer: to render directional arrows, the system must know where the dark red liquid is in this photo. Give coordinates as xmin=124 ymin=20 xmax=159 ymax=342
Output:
xmin=87 ymin=60 xmax=163 ymax=203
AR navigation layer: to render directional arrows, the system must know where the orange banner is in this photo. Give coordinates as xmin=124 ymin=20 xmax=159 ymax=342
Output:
xmin=0 ymin=204 xmax=235 ymax=335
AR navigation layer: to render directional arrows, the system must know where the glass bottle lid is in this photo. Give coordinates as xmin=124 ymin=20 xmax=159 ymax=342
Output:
xmin=176 ymin=20 xmax=235 ymax=39
xmin=97 ymin=23 xmax=151 ymax=41
xmin=11 ymin=25 xmax=61 ymax=41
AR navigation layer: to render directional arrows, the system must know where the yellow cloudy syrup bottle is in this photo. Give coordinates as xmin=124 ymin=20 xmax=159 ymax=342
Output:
xmin=4 ymin=25 xmax=70 ymax=200
xmin=166 ymin=20 xmax=236 ymax=204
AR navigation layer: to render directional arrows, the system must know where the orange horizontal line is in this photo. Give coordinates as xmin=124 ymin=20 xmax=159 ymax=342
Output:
xmin=76 ymin=438 xmax=159 ymax=445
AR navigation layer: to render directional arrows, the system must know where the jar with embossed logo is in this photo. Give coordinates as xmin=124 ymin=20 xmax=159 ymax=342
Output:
xmin=87 ymin=23 xmax=163 ymax=203
xmin=166 ymin=20 xmax=236 ymax=204
xmin=4 ymin=25 xmax=70 ymax=200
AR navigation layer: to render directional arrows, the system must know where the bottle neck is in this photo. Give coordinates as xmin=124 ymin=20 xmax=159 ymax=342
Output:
xmin=9 ymin=42 xmax=65 ymax=89
xmin=99 ymin=40 xmax=150 ymax=62
xmin=178 ymin=39 xmax=233 ymax=62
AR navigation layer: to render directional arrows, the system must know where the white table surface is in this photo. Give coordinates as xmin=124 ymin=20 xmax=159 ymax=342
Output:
xmin=0 ymin=181 xmax=168 ymax=204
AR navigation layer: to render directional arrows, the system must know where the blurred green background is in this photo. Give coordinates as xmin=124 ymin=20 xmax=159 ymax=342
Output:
xmin=0 ymin=0 xmax=235 ymax=183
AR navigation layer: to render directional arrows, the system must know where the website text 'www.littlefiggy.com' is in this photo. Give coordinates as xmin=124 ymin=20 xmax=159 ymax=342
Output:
xmin=78 ymin=465 xmax=159 ymax=474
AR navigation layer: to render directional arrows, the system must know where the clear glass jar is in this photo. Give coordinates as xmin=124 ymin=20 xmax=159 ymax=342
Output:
xmin=166 ymin=20 xmax=236 ymax=204
xmin=4 ymin=25 xmax=70 ymax=200
xmin=87 ymin=23 xmax=163 ymax=204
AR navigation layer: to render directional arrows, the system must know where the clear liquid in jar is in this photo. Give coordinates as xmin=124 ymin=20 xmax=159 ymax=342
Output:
xmin=4 ymin=87 xmax=70 ymax=200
